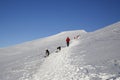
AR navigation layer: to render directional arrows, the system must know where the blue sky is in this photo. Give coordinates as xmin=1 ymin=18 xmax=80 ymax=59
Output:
xmin=0 ymin=0 xmax=120 ymax=48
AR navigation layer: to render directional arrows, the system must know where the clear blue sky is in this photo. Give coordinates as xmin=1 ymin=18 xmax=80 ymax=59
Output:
xmin=0 ymin=0 xmax=120 ymax=48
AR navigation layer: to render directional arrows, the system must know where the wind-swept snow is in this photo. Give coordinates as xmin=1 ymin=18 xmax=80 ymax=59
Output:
xmin=0 ymin=22 xmax=120 ymax=80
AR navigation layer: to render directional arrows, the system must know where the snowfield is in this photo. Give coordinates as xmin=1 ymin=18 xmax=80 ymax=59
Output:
xmin=0 ymin=22 xmax=120 ymax=80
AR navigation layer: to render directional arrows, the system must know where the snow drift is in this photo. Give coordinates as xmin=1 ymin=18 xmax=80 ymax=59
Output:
xmin=0 ymin=22 xmax=120 ymax=80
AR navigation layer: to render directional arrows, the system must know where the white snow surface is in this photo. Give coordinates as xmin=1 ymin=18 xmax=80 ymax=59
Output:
xmin=0 ymin=22 xmax=120 ymax=80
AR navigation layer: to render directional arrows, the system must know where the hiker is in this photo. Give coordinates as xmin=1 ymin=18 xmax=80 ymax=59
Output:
xmin=76 ymin=35 xmax=80 ymax=39
xmin=45 ymin=49 xmax=50 ymax=57
xmin=66 ymin=37 xmax=70 ymax=47
xmin=74 ymin=35 xmax=80 ymax=39
xmin=55 ymin=46 xmax=61 ymax=53
xmin=57 ymin=46 xmax=61 ymax=51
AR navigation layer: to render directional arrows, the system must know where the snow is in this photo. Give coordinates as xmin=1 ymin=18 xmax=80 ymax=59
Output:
xmin=0 ymin=22 xmax=120 ymax=80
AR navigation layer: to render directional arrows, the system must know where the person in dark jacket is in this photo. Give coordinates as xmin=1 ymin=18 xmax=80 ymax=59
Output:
xmin=45 ymin=49 xmax=50 ymax=57
xmin=66 ymin=37 xmax=70 ymax=47
xmin=55 ymin=46 xmax=61 ymax=53
xmin=57 ymin=46 xmax=61 ymax=51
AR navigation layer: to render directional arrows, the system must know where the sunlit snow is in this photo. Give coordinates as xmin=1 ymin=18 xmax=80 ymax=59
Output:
xmin=0 ymin=22 xmax=120 ymax=80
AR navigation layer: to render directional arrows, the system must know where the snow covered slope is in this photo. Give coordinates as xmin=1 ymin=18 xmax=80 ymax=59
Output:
xmin=69 ymin=22 xmax=120 ymax=80
xmin=0 ymin=22 xmax=120 ymax=80
xmin=0 ymin=30 xmax=86 ymax=80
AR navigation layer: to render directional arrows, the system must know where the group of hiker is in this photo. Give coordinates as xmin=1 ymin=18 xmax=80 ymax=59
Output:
xmin=45 ymin=37 xmax=70 ymax=57
xmin=45 ymin=35 xmax=80 ymax=57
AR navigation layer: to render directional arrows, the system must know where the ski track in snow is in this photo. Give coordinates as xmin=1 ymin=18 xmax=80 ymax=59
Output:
xmin=31 ymin=40 xmax=82 ymax=80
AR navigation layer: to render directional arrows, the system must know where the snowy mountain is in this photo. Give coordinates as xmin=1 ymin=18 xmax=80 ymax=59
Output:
xmin=0 ymin=22 xmax=120 ymax=80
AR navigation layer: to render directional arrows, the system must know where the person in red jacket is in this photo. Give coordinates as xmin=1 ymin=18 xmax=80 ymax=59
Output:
xmin=66 ymin=37 xmax=70 ymax=47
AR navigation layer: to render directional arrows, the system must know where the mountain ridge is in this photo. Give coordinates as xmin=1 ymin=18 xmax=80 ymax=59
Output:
xmin=0 ymin=21 xmax=120 ymax=80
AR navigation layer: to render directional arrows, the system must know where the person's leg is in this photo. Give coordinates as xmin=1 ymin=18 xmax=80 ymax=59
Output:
xmin=67 ymin=42 xmax=69 ymax=47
